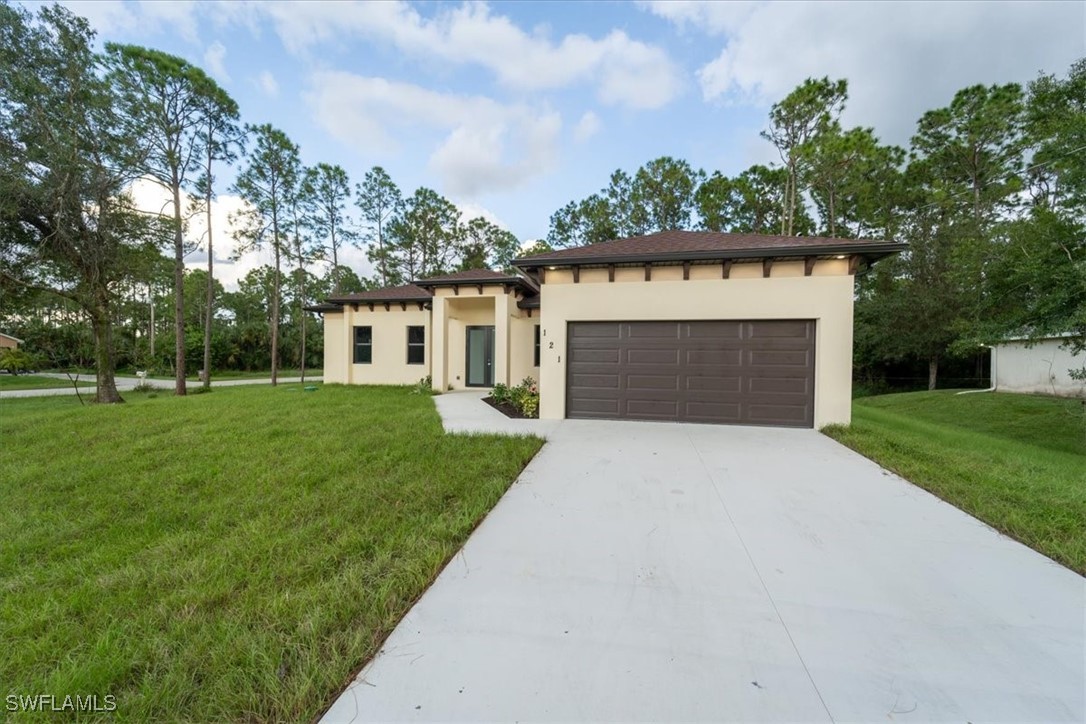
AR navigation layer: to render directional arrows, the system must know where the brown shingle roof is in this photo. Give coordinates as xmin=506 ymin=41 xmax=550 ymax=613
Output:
xmin=514 ymin=230 xmax=904 ymax=266
xmin=327 ymin=284 xmax=432 ymax=303
xmin=414 ymin=268 xmax=521 ymax=284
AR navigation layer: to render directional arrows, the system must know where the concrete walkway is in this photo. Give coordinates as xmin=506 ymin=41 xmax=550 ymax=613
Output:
xmin=0 ymin=374 xmax=323 ymax=399
xmin=322 ymin=399 xmax=1085 ymax=723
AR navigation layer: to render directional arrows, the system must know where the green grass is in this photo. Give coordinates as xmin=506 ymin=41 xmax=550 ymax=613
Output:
xmin=0 ymin=374 xmax=94 ymax=391
xmin=823 ymin=391 xmax=1086 ymax=575
xmin=0 ymin=385 xmax=542 ymax=721
xmin=142 ymin=369 xmax=323 ymax=381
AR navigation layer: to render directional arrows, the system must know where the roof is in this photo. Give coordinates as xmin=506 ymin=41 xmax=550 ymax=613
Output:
xmin=513 ymin=230 xmax=905 ymax=267
xmin=414 ymin=268 xmax=530 ymax=287
xmin=303 ymin=302 xmax=343 ymax=313
xmin=0 ymin=332 xmax=23 ymax=343
xmin=327 ymin=284 xmax=433 ymax=303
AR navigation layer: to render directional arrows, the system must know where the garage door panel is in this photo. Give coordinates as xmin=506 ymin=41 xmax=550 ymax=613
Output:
xmin=746 ymin=320 xmax=813 ymax=339
xmin=571 ymin=323 xmax=621 ymax=339
xmin=569 ymin=347 xmax=621 ymax=364
xmin=627 ymin=348 xmax=680 ymax=365
xmin=687 ymin=375 xmax=742 ymax=393
xmin=626 ymin=399 xmax=680 ymax=417
xmin=569 ymin=373 xmax=620 ymax=389
xmin=686 ymin=321 xmax=742 ymax=339
xmin=748 ymin=349 xmax=812 ymax=367
xmin=748 ymin=376 xmax=809 ymax=394
xmin=625 ymin=322 xmax=681 ymax=339
xmin=567 ymin=320 xmax=814 ymax=428
xmin=685 ymin=401 xmax=742 ymax=421
xmin=626 ymin=374 xmax=680 ymax=391
xmin=685 ymin=349 xmax=742 ymax=366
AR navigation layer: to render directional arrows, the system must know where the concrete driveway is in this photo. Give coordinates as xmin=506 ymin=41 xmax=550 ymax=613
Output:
xmin=323 ymin=403 xmax=1084 ymax=722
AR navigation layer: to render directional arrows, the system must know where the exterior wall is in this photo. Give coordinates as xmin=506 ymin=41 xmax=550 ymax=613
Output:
xmin=443 ymin=297 xmax=495 ymax=390
xmin=0 ymin=335 xmax=18 ymax=349
xmin=537 ymin=259 xmax=855 ymax=427
xmin=325 ymin=305 xmax=431 ymax=385
xmin=322 ymin=311 xmax=348 ymax=383
xmin=994 ymin=339 xmax=1085 ymax=397
xmin=509 ymin=310 xmax=540 ymax=386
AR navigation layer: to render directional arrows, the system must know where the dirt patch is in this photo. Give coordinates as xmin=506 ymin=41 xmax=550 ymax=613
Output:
xmin=483 ymin=396 xmax=532 ymax=419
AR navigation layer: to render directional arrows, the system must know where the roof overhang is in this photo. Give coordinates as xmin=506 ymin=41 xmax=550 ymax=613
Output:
xmin=513 ymin=242 xmax=907 ymax=270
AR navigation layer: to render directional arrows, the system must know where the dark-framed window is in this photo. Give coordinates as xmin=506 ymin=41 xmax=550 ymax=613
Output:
xmin=353 ymin=326 xmax=372 ymax=364
xmin=407 ymin=325 xmax=425 ymax=365
xmin=534 ymin=324 xmax=541 ymax=367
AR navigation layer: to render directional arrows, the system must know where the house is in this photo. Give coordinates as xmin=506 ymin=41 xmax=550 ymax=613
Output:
xmin=992 ymin=335 xmax=1085 ymax=397
xmin=0 ymin=332 xmax=22 ymax=350
xmin=314 ymin=230 xmax=904 ymax=428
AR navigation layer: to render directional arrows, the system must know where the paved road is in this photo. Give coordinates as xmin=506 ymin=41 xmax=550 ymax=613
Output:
xmin=1 ymin=374 xmax=323 ymax=399
xmin=323 ymin=395 xmax=1084 ymax=722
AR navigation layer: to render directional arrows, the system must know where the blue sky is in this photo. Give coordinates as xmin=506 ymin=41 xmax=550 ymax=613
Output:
xmin=47 ymin=0 xmax=1086 ymax=286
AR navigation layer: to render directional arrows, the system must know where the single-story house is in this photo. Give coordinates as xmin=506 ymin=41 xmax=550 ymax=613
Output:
xmin=313 ymin=230 xmax=904 ymax=428
xmin=992 ymin=335 xmax=1085 ymax=397
xmin=0 ymin=332 xmax=22 ymax=350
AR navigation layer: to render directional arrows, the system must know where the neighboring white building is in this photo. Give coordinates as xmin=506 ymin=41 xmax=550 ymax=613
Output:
xmin=993 ymin=335 xmax=1085 ymax=397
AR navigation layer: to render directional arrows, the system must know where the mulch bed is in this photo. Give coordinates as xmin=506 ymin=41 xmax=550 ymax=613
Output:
xmin=483 ymin=396 xmax=533 ymax=419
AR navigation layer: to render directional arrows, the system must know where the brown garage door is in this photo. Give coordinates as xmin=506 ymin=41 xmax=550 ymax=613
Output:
xmin=566 ymin=320 xmax=815 ymax=427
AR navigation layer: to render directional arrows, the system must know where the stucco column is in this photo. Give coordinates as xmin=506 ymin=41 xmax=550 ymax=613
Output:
xmin=431 ymin=296 xmax=447 ymax=392
xmin=345 ymin=305 xmax=354 ymax=385
xmin=494 ymin=293 xmax=511 ymax=386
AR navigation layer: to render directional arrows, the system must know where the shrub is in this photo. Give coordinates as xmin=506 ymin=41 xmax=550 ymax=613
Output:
xmin=511 ymin=376 xmax=539 ymax=418
xmin=491 ymin=382 xmax=511 ymax=404
xmin=411 ymin=375 xmax=435 ymax=396
xmin=0 ymin=348 xmax=36 ymax=375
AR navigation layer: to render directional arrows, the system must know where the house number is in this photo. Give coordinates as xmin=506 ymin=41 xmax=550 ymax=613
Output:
xmin=548 ymin=341 xmax=554 ymax=349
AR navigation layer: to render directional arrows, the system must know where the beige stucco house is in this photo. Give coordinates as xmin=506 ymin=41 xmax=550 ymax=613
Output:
xmin=314 ymin=230 xmax=903 ymax=428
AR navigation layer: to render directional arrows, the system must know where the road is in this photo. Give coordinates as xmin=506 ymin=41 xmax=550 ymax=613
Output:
xmin=0 ymin=373 xmax=323 ymax=399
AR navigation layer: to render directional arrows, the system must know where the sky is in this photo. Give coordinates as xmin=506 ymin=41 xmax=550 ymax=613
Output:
xmin=44 ymin=0 xmax=1086 ymax=289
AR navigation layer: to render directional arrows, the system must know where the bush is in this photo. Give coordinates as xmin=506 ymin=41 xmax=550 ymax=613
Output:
xmin=0 ymin=348 xmax=36 ymax=374
xmin=491 ymin=382 xmax=511 ymax=404
xmin=411 ymin=375 xmax=435 ymax=396
xmin=506 ymin=376 xmax=539 ymax=418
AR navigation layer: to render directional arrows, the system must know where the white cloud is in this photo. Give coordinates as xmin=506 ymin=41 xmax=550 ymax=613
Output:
xmin=257 ymin=70 xmax=279 ymax=97
xmin=307 ymin=71 xmax=562 ymax=198
xmin=203 ymin=41 xmax=229 ymax=81
xmin=573 ymin=111 xmax=602 ymax=143
xmin=647 ymin=0 xmax=1085 ymax=145
xmin=258 ymin=1 xmax=683 ymax=109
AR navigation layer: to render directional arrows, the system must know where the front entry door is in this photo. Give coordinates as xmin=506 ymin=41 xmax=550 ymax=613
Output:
xmin=466 ymin=326 xmax=495 ymax=387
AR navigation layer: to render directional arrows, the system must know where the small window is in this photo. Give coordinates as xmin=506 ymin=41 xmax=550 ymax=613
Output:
xmin=534 ymin=325 xmax=541 ymax=367
xmin=407 ymin=325 xmax=425 ymax=365
xmin=354 ymin=326 xmax=372 ymax=364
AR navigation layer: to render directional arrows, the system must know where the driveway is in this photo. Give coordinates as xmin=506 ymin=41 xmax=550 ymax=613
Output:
xmin=322 ymin=402 xmax=1085 ymax=722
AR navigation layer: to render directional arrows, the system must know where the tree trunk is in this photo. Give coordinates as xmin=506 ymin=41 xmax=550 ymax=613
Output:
xmin=378 ymin=217 xmax=387 ymax=286
xmin=172 ymin=179 xmax=187 ymax=396
xmin=299 ymin=268 xmax=306 ymax=384
xmin=203 ymin=185 xmax=214 ymax=390
xmin=91 ymin=303 xmax=123 ymax=404
xmin=271 ymin=232 xmax=281 ymax=387
xmin=148 ymin=281 xmax=155 ymax=360
xmin=928 ymin=356 xmax=939 ymax=391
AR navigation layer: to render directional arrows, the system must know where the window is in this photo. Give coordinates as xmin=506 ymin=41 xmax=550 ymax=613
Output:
xmin=534 ymin=324 xmax=541 ymax=367
xmin=353 ymin=326 xmax=372 ymax=364
xmin=407 ymin=325 xmax=425 ymax=365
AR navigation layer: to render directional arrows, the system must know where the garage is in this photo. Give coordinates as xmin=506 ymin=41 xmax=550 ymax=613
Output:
xmin=566 ymin=320 xmax=815 ymax=427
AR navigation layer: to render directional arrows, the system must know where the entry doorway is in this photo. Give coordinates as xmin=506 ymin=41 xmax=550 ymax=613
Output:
xmin=466 ymin=325 xmax=495 ymax=387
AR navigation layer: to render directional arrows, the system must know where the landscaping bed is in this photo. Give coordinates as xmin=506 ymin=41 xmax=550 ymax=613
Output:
xmin=0 ymin=385 xmax=543 ymax=721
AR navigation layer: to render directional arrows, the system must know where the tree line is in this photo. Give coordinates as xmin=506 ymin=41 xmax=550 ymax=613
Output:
xmin=0 ymin=3 xmax=520 ymax=402
xmin=543 ymin=64 xmax=1085 ymax=391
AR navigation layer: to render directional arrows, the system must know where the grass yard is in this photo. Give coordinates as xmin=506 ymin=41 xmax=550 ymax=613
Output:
xmin=143 ymin=368 xmax=323 ymax=381
xmin=0 ymin=385 xmax=542 ymax=721
xmin=824 ymin=391 xmax=1086 ymax=575
xmin=0 ymin=374 xmax=94 ymax=391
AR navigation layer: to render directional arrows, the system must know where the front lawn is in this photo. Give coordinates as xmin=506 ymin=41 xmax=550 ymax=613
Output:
xmin=824 ymin=391 xmax=1086 ymax=574
xmin=0 ymin=374 xmax=94 ymax=391
xmin=0 ymin=385 xmax=542 ymax=720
